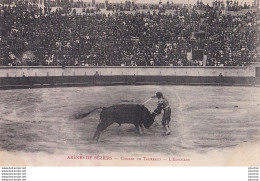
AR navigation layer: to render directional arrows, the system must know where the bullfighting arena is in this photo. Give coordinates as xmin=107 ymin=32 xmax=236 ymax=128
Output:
xmin=0 ymin=85 xmax=260 ymax=166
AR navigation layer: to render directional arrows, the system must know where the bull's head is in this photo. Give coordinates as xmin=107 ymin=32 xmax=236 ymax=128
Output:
xmin=142 ymin=106 xmax=161 ymax=129
xmin=152 ymin=106 xmax=162 ymax=116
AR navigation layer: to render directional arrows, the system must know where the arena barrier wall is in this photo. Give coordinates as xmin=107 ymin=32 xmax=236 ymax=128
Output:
xmin=0 ymin=64 xmax=258 ymax=77
xmin=0 ymin=75 xmax=259 ymax=89
xmin=0 ymin=64 xmax=259 ymax=89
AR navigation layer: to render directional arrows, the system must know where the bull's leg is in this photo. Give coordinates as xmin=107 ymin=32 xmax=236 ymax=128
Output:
xmin=96 ymin=130 xmax=102 ymax=142
xmin=116 ymin=123 xmax=121 ymax=131
xmin=94 ymin=123 xmax=104 ymax=142
xmin=135 ymin=124 xmax=141 ymax=134
xmin=139 ymin=124 xmax=144 ymax=135
xmin=93 ymin=120 xmax=114 ymax=142
xmin=93 ymin=123 xmax=102 ymax=140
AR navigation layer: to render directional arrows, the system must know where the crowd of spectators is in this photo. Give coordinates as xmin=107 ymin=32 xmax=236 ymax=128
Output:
xmin=0 ymin=0 xmax=259 ymax=66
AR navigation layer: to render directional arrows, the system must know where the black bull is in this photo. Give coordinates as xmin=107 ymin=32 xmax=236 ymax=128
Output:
xmin=75 ymin=104 xmax=161 ymax=141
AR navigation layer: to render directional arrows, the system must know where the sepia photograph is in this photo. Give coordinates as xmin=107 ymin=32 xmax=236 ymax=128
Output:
xmin=0 ymin=0 xmax=260 ymax=167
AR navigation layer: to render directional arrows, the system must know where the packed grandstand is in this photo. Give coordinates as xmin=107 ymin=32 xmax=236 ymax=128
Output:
xmin=0 ymin=0 xmax=260 ymax=66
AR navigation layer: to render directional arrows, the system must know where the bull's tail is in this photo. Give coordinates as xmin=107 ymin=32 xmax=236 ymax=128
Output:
xmin=75 ymin=107 xmax=103 ymax=119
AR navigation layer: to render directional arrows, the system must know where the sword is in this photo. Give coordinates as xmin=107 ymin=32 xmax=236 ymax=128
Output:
xmin=142 ymin=98 xmax=152 ymax=105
